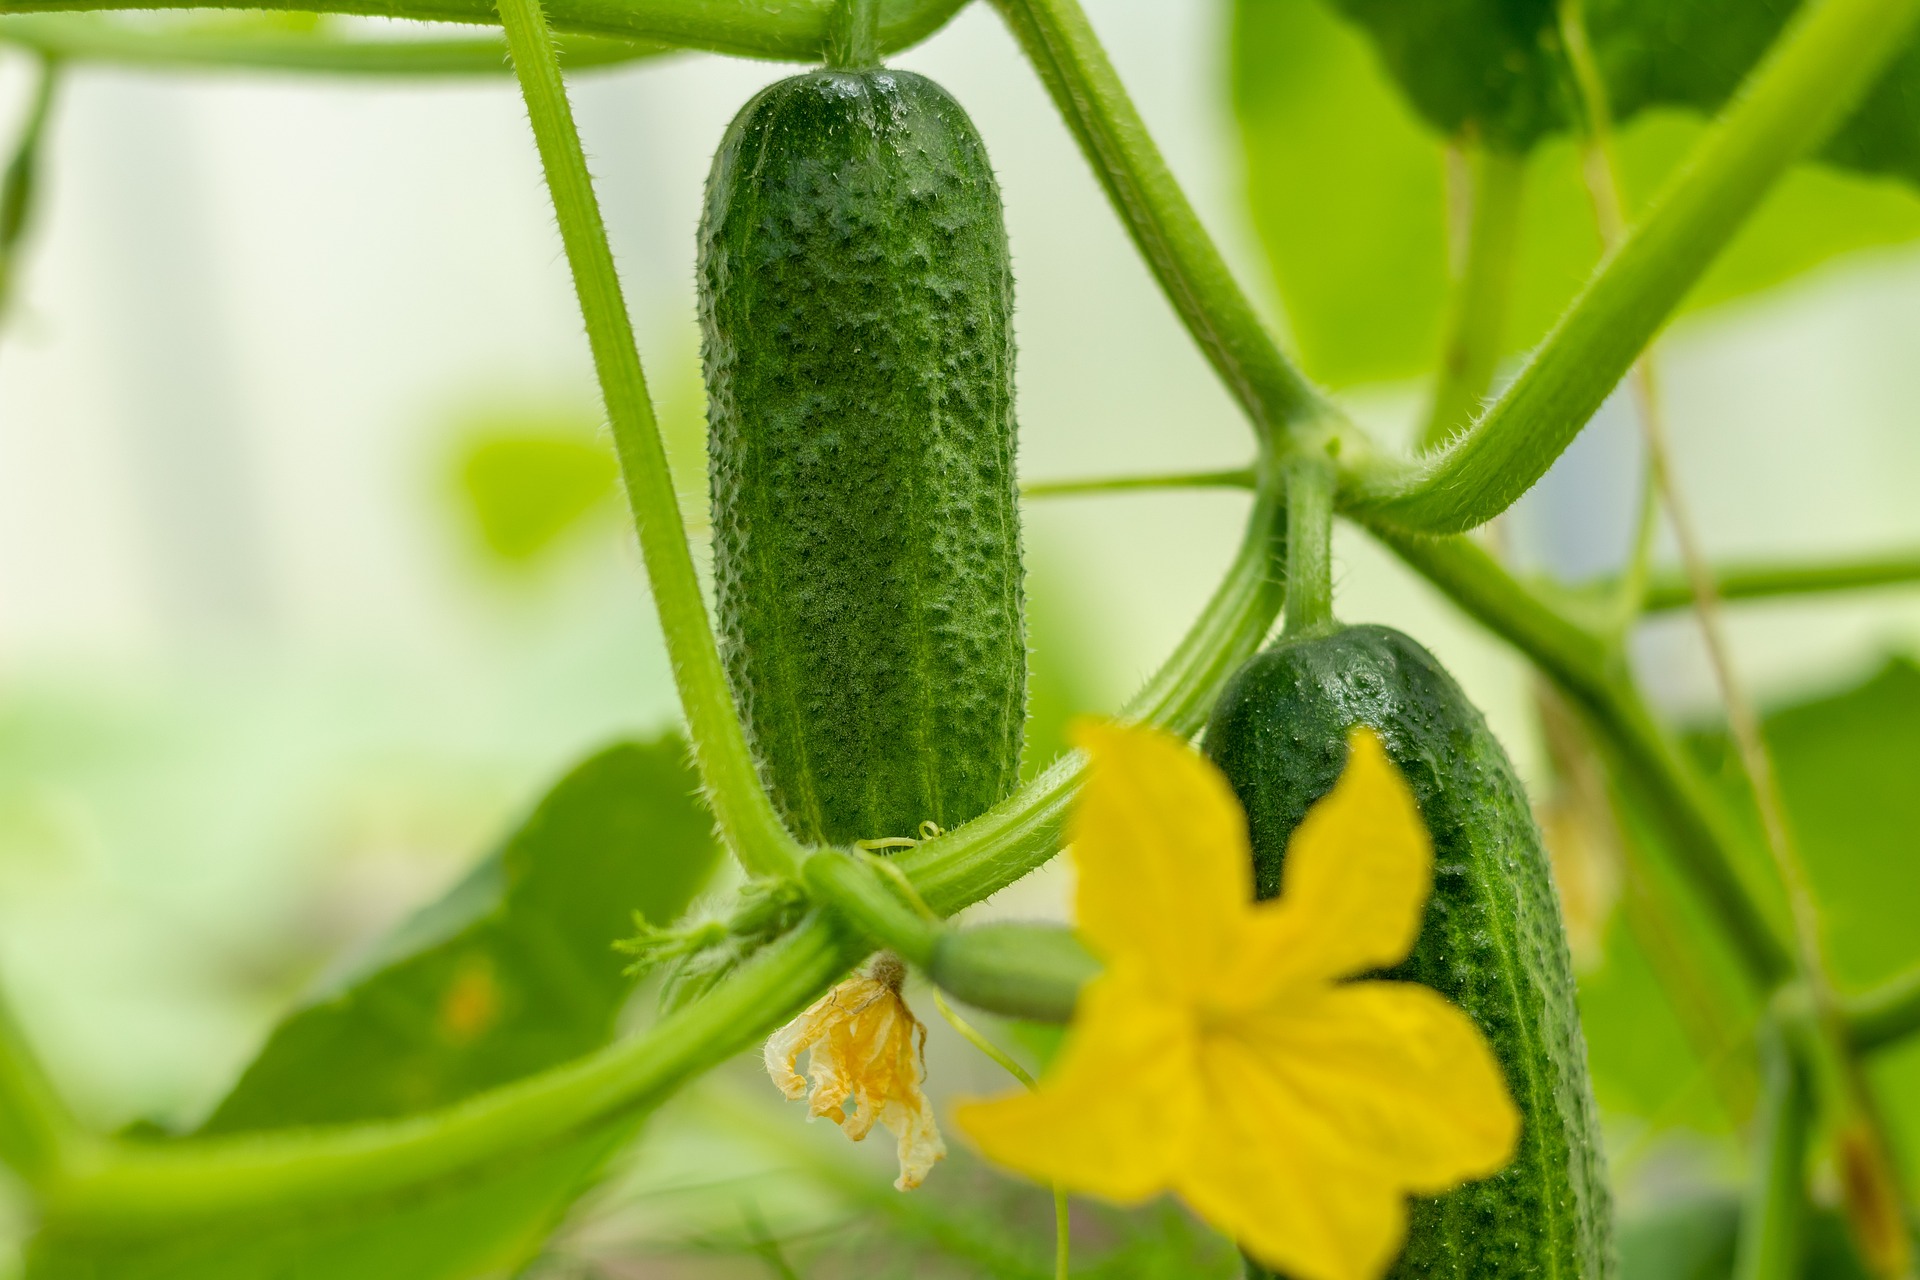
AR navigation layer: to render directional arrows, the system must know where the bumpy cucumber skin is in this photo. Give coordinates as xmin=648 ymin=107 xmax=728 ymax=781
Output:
xmin=700 ymin=69 xmax=1025 ymax=848
xmin=1204 ymin=625 xmax=1611 ymax=1280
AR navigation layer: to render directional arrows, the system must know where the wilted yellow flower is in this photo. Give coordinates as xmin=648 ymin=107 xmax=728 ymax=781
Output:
xmin=955 ymin=722 xmax=1520 ymax=1280
xmin=765 ymin=952 xmax=946 ymax=1190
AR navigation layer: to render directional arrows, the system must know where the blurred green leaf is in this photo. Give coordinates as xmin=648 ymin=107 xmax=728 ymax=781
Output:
xmin=1577 ymin=907 xmax=1741 ymax=1134
xmin=28 ymin=734 xmax=721 ymax=1278
xmin=1230 ymin=0 xmax=1920 ymax=387
xmin=1321 ymin=0 xmax=1920 ymax=179
xmin=1617 ymin=1191 xmax=1875 ymax=1278
xmin=1683 ymin=659 xmax=1920 ymax=1193
xmin=1687 ymin=658 xmax=1920 ymax=992
xmin=455 ymin=426 xmax=618 ymax=564
xmin=203 ymin=734 xmax=720 ymax=1128
xmin=1620 ymin=1194 xmax=1740 ymax=1280
xmin=1230 ymin=0 xmax=1449 ymax=387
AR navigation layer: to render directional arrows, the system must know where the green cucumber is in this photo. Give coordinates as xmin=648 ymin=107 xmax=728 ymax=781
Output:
xmin=699 ymin=67 xmax=1025 ymax=847
xmin=1204 ymin=623 xmax=1612 ymax=1279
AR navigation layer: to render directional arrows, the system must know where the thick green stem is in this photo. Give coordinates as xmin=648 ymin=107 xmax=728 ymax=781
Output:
xmin=929 ymin=923 xmax=1097 ymax=1023
xmin=1345 ymin=0 xmax=1920 ymax=534
xmin=799 ymin=851 xmax=939 ymax=967
xmin=825 ymin=0 xmax=878 ymax=66
xmin=1733 ymin=1019 xmax=1814 ymax=1280
xmin=499 ymin=0 xmax=796 ymax=877
xmin=39 ymin=483 xmax=1287 ymax=1226
xmin=0 ymin=15 xmax=668 ymax=74
xmin=0 ymin=0 xmax=967 ymax=58
xmin=44 ymin=915 xmax=861 ymax=1224
xmin=990 ymin=0 xmax=1326 ymax=444
xmin=1283 ymin=457 xmax=1334 ymax=635
xmin=1419 ymin=147 xmax=1527 ymax=453
xmin=1371 ymin=527 xmax=1794 ymax=986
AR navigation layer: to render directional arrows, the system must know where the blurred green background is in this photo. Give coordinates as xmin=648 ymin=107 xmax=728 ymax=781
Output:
xmin=5 ymin=0 xmax=1920 ymax=1274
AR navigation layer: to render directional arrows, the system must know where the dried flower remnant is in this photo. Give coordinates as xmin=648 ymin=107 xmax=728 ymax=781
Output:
xmin=765 ymin=952 xmax=946 ymax=1190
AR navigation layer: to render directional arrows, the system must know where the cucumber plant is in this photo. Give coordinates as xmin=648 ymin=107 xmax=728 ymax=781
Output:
xmin=5 ymin=0 xmax=1920 ymax=1276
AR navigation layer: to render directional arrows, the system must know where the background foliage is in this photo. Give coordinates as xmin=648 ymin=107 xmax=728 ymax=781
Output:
xmin=6 ymin=0 xmax=1920 ymax=1274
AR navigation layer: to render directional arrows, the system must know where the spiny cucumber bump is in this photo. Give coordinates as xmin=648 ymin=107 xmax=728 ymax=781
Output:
xmin=700 ymin=67 xmax=1025 ymax=850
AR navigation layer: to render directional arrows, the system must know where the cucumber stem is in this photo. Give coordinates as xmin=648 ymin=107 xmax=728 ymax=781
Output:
xmin=1732 ymin=1019 xmax=1812 ymax=1280
xmin=1283 ymin=457 xmax=1335 ymax=635
xmin=826 ymin=0 xmax=879 ymax=67
xmin=496 ymin=0 xmax=800 ymax=878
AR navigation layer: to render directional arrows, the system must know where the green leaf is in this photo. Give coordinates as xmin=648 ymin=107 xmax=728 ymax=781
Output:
xmin=28 ymin=735 xmax=722 ymax=1278
xmin=1230 ymin=0 xmax=1449 ymax=386
xmin=1322 ymin=0 xmax=1920 ymax=183
xmin=454 ymin=424 xmax=618 ymax=564
xmin=1230 ymin=0 xmax=1920 ymax=387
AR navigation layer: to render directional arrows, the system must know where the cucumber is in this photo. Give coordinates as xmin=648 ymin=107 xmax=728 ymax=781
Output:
xmin=1203 ymin=624 xmax=1612 ymax=1279
xmin=699 ymin=68 xmax=1025 ymax=848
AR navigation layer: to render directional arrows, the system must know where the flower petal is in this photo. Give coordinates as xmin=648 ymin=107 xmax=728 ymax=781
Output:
xmin=953 ymin=967 xmax=1201 ymax=1203
xmin=1227 ymin=728 xmax=1431 ymax=995
xmin=1069 ymin=720 xmax=1252 ymax=994
xmin=881 ymin=1087 xmax=947 ymax=1191
xmin=1179 ymin=1031 xmax=1410 ymax=1280
xmin=1232 ymin=981 xmax=1520 ymax=1193
xmin=765 ymin=972 xmax=948 ymax=1190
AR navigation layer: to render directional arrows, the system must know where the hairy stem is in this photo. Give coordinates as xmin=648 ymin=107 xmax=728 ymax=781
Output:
xmin=1419 ymin=146 xmax=1526 ymax=453
xmin=1566 ymin=3 xmax=1910 ymax=1223
xmin=1283 ymin=456 xmax=1334 ymax=634
xmin=41 ymin=483 xmax=1287 ymax=1225
xmin=497 ymin=0 xmax=795 ymax=875
xmin=46 ymin=915 xmax=860 ymax=1224
xmin=0 ymin=0 xmax=968 ymax=58
xmin=990 ymin=0 xmax=1327 ymax=444
xmin=1345 ymin=0 xmax=1920 ymax=534
xmin=0 ymin=15 xmax=670 ymax=74
xmin=825 ymin=0 xmax=879 ymax=67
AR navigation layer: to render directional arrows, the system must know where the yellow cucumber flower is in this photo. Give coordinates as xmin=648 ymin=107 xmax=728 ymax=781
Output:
xmin=765 ymin=951 xmax=947 ymax=1190
xmin=954 ymin=721 xmax=1520 ymax=1280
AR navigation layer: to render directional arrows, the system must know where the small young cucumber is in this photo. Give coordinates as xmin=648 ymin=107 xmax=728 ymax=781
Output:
xmin=1204 ymin=624 xmax=1612 ymax=1279
xmin=699 ymin=68 xmax=1025 ymax=847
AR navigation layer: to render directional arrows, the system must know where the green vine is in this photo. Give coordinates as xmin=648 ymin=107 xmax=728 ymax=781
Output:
xmin=495 ymin=0 xmax=797 ymax=880
xmin=0 ymin=14 xmax=668 ymax=74
xmin=1419 ymin=146 xmax=1526 ymax=452
xmin=1344 ymin=0 xmax=1920 ymax=534
xmin=0 ymin=0 xmax=969 ymax=57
